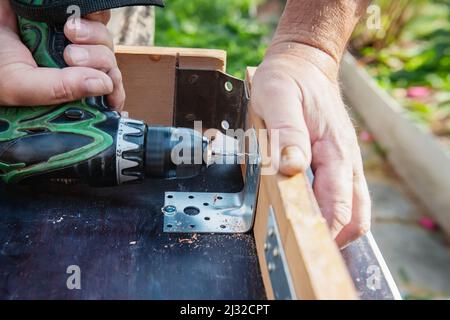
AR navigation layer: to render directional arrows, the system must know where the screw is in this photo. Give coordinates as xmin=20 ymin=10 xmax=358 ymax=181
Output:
xmin=273 ymin=247 xmax=279 ymax=257
xmin=268 ymin=262 xmax=276 ymax=272
xmin=162 ymin=205 xmax=177 ymax=215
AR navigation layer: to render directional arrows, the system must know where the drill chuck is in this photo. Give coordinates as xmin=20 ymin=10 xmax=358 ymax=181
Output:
xmin=116 ymin=118 xmax=208 ymax=185
xmin=144 ymin=126 xmax=208 ymax=180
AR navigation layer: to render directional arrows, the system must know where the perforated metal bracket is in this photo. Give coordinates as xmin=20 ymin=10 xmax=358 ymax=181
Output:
xmin=162 ymin=130 xmax=260 ymax=233
xmin=265 ymin=206 xmax=297 ymax=300
xmin=173 ymin=68 xmax=249 ymax=134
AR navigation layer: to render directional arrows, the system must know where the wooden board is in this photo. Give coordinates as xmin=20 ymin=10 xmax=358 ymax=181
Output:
xmin=116 ymin=46 xmax=227 ymax=125
xmin=341 ymin=53 xmax=450 ymax=236
xmin=246 ymin=67 xmax=358 ymax=300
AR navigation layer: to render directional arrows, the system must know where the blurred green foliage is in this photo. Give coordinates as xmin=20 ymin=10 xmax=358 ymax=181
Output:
xmin=154 ymin=0 xmax=274 ymax=78
xmin=352 ymin=0 xmax=450 ymax=135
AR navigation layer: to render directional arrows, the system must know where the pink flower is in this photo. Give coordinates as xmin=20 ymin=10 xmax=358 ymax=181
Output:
xmin=359 ymin=131 xmax=375 ymax=143
xmin=407 ymin=86 xmax=431 ymax=99
xmin=419 ymin=217 xmax=438 ymax=231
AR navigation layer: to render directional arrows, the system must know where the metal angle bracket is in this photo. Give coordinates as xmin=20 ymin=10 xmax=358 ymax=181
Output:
xmin=265 ymin=206 xmax=297 ymax=300
xmin=173 ymin=68 xmax=249 ymax=134
xmin=162 ymin=67 xmax=259 ymax=233
xmin=162 ymin=130 xmax=261 ymax=234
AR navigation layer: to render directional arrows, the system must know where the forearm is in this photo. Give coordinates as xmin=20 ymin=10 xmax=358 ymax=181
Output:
xmin=270 ymin=0 xmax=370 ymax=64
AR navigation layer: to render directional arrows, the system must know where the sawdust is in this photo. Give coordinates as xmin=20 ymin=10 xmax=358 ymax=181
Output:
xmin=178 ymin=233 xmax=198 ymax=244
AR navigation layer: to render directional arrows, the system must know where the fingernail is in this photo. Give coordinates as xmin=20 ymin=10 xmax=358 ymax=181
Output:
xmin=67 ymin=19 xmax=89 ymax=39
xmin=280 ymin=146 xmax=305 ymax=175
xmin=84 ymin=78 xmax=109 ymax=96
xmin=67 ymin=45 xmax=89 ymax=64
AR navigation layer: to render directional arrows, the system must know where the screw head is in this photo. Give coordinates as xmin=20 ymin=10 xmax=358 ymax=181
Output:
xmin=268 ymin=262 xmax=276 ymax=272
xmin=273 ymin=247 xmax=280 ymax=257
xmin=162 ymin=205 xmax=177 ymax=215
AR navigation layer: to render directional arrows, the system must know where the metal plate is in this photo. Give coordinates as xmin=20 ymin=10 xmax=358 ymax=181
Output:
xmin=163 ymin=191 xmax=244 ymax=233
xmin=174 ymin=69 xmax=249 ymax=134
xmin=163 ymin=155 xmax=260 ymax=233
xmin=265 ymin=206 xmax=296 ymax=300
xmin=163 ymin=127 xmax=261 ymax=233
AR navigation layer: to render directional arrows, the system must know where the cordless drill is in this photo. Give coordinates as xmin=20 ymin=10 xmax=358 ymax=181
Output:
xmin=0 ymin=0 xmax=210 ymax=187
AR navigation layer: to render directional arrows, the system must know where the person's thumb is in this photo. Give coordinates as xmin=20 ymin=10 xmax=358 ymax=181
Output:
xmin=3 ymin=66 xmax=113 ymax=106
xmin=252 ymin=72 xmax=312 ymax=176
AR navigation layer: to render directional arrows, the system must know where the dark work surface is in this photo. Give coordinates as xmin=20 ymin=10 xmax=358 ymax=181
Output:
xmin=0 ymin=164 xmax=266 ymax=300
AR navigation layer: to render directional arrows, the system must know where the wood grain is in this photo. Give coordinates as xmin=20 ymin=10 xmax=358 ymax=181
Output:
xmin=115 ymin=46 xmax=227 ymax=125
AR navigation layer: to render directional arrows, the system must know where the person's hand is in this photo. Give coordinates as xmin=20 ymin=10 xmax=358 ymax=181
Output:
xmin=0 ymin=4 xmax=124 ymax=110
xmin=252 ymin=43 xmax=371 ymax=248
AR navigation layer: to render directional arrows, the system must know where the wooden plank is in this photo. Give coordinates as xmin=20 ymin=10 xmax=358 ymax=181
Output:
xmin=341 ymin=53 xmax=450 ymax=236
xmin=115 ymin=46 xmax=226 ymax=125
xmin=252 ymin=178 xmax=275 ymax=299
xmin=246 ymin=67 xmax=357 ymax=300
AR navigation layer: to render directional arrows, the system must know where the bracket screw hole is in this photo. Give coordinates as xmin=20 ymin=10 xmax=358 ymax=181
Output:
xmin=204 ymin=217 xmax=210 ymax=221
xmin=220 ymin=225 xmax=226 ymax=229
xmin=203 ymin=203 xmax=209 ymax=206
xmin=224 ymin=81 xmax=233 ymax=92
xmin=188 ymin=195 xmax=194 ymax=199
xmin=183 ymin=206 xmax=200 ymax=216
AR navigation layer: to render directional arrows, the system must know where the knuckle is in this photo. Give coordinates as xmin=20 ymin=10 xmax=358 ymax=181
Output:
xmin=118 ymin=83 xmax=126 ymax=98
xmin=331 ymin=134 xmax=358 ymax=162
xmin=254 ymin=71 xmax=295 ymax=97
xmin=51 ymin=78 xmax=74 ymax=102
xmin=333 ymin=201 xmax=353 ymax=226
xmin=110 ymin=67 xmax=123 ymax=83
xmin=115 ymin=69 xmax=123 ymax=83
xmin=97 ymin=47 xmax=116 ymax=68
xmin=314 ymin=139 xmax=353 ymax=163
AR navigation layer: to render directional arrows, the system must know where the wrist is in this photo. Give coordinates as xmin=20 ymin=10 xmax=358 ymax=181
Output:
xmin=265 ymin=42 xmax=340 ymax=82
xmin=269 ymin=0 xmax=370 ymax=75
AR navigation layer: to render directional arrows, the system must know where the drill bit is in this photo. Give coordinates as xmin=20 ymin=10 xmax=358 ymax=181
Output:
xmin=211 ymin=150 xmax=252 ymax=157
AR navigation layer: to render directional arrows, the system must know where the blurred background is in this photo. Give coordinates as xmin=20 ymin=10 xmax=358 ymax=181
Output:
xmin=114 ymin=0 xmax=450 ymax=299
